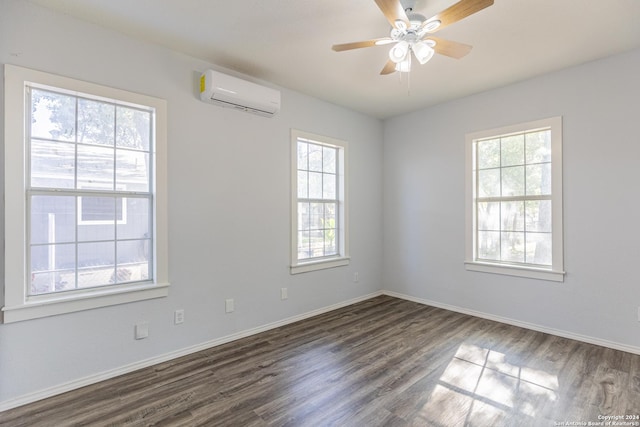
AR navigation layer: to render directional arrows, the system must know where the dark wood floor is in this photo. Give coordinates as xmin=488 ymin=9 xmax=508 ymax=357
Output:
xmin=2 ymin=295 xmax=640 ymax=426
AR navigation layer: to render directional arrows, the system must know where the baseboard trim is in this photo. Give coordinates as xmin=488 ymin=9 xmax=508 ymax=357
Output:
xmin=0 ymin=291 xmax=383 ymax=412
xmin=4 ymin=288 xmax=639 ymax=412
xmin=383 ymin=290 xmax=640 ymax=356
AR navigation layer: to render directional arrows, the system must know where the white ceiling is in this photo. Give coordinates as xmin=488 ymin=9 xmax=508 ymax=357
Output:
xmin=28 ymin=0 xmax=640 ymax=119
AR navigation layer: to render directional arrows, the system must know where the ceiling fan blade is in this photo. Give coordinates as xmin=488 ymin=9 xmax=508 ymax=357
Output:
xmin=332 ymin=38 xmax=392 ymax=52
xmin=423 ymin=0 xmax=494 ymax=33
xmin=426 ymin=37 xmax=473 ymax=59
xmin=375 ymin=0 xmax=410 ymax=29
xmin=380 ymin=59 xmax=397 ymax=75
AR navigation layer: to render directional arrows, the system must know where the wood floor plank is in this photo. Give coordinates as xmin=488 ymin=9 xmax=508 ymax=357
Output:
xmin=2 ymin=295 xmax=640 ymax=427
xmin=627 ymin=357 xmax=640 ymax=415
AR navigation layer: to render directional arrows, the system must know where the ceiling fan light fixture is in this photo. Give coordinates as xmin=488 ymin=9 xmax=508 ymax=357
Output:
xmin=423 ymin=19 xmax=441 ymax=32
xmin=394 ymin=19 xmax=407 ymax=31
xmin=395 ymin=56 xmax=411 ymax=73
xmin=389 ymin=40 xmax=409 ymax=63
xmin=390 ymin=28 xmax=403 ymax=39
xmin=413 ymin=41 xmax=435 ymax=65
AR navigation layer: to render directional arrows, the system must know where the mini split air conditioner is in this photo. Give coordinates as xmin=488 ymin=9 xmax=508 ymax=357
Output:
xmin=199 ymin=70 xmax=281 ymax=117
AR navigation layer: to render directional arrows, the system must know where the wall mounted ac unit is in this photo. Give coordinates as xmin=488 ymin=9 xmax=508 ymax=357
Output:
xmin=199 ymin=70 xmax=281 ymax=117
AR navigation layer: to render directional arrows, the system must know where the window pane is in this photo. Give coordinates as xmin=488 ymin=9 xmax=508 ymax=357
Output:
xmin=477 ymin=202 xmax=499 ymax=231
xmin=77 ymin=144 xmax=114 ymax=190
xmin=297 ymin=141 xmax=308 ymax=170
xmin=31 ymin=269 xmax=77 ymax=295
xmin=117 ymin=240 xmax=150 ymax=283
xmin=308 ymin=144 xmax=323 ymax=172
xmin=298 ymin=231 xmax=310 ymax=259
xmin=116 ymin=149 xmax=150 ymax=192
xmin=310 ymin=203 xmax=324 ymax=230
xmin=526 ymin=130 xmax=551 ymax=164
xmin=323 ymin=203 xmax=337 ymax=255
xmin=501 ymin=232 xmax=525 ymax=263
xmin=525 ymin=200 xmax=552 ymax=232
xmin=478 ymin=231 xmax=500 ymax=260
xmin=525 ymin=232 xmax=552 ymax=265
xmin=31 ymin=195 xmax=76 ymax=244
xmin=79 ymin=196 xmax=119 ymax=222
xmin=30 ymin=140 xmax=75 ymax=189
xmin=77 ymin=241 xmax=115 ymax=288
xmin=30 ymin=243 xmax=76 ymax=273
xmin=323 ymin=173 xmax=336 ymax=199
xmin=525 ymin=164 xmax=551 ymax=196
xmin=501 ymin=201 xmax=524 ymax=232
xmin=31 ymin=89 xmax=76 ymax=142
xmin=308 ymin=172 xmax=323 ymax=199
xmin=309 ymin=232 xmax=324 ymax=258
xmin=77 ymin=98 xmax=115 ymax=146
xmin=298 ymin=202 xmax=310 ymax=230
xmin=325 ymin=241 xmax=337 ymax=256
xmin=118 ymin=197 xmax=149 ymax=240
xmin=501 ymin=166 xmax=525 ymax=197
xmin=30 ymin=243 xmax=76 ymax=295
xmin=477 ymin=139 xmax=500 ymax=169
xmin=78 ymin=198 xmax=116 ymax=241
xmin=323 ymin=147 xmax=336 ymax=173
xmin=116 ymin=106 xmax=150 ymax=151
xmin=324 ymin=203 xmax=336 ymax=226
xmin=478 ymin=169 xmax=500 ymax=197
xmin=297 ymin=171 xmax=308 ymax=198
xmin=501 ymin=134 xmax=524 ymax=167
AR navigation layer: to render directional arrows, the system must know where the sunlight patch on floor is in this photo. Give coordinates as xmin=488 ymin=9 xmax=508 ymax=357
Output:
xmin=418 ymin=342 xmax=559 ymax=425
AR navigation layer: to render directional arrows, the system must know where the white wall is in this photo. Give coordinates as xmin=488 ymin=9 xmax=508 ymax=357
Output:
xmin=383 ymin=48 xmax=640 ymax=349
xmin=0 ymin=0 xmax=383 ymax=405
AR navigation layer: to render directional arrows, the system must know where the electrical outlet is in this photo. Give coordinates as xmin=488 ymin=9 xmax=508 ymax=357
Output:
xmin=135 ymin=321 xmax=149 ymax=340
xmin=281 ymin=287 xmax=288 ymax=300
xmin=225 ymin=298 xmax=235 ymax=313
xmin=174 ymin=309 xmax=185 ymax=325
xmin=353 ymin=272 xmax=359 ymax=283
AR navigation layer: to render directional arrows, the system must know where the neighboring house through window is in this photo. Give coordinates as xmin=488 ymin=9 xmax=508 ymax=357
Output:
xmin=465 ymin=116 xmax=564 ymax=282
xmin=290 ymin=129 xmax=349 ymax=274
xmin=2 ymin=65 xmax=169 ymax=322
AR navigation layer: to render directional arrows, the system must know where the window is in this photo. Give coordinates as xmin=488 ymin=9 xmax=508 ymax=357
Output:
xmin=3 ymin=65 xmax=169 ymax=323
xmin=291 ymin=129 xmax=349 ymax=274
xmin=465 ymin=117 xmax=564 ymax=282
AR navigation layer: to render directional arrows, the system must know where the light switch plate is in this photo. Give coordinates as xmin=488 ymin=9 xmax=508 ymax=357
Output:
xmin=174 ymin=309 xmax=184 ymax=324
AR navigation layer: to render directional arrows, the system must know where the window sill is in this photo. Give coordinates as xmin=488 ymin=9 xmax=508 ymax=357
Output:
xmin=290 ymin=257 xmax=350 ymax=274
xmin=465 ymin=261 xmax=565 ymax=282
xmin=1 ymin=282 xmax=170 ymax=323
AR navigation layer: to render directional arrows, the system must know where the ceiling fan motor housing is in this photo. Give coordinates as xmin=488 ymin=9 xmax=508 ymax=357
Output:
xmin=407 ymin=12 xmax=427 ymax=30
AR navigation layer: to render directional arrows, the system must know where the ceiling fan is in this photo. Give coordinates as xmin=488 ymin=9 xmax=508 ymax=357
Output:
xmin=332 ymin=0 xmax=494 ymax=74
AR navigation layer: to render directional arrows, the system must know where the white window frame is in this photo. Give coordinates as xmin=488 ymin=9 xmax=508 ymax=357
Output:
xmin=290 ymin=129 xmax=349 ymax=274
xmin=2 ymin=64 xmax=169 ymax=323
xmin=464 ymin=116 xmax=564 ymax=282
